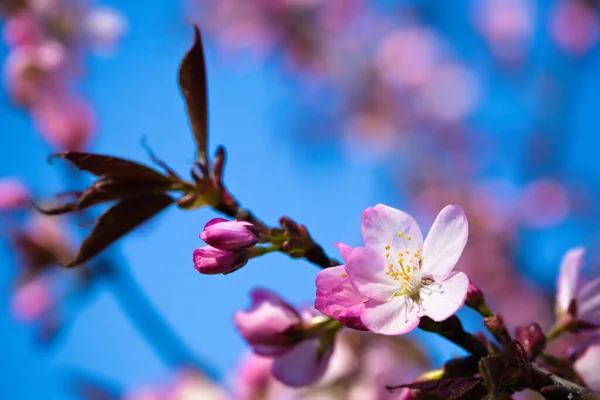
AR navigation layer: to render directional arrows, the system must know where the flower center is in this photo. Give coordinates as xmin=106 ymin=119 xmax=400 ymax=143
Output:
xmin=383 ymin=231 xmax=424 ymax=299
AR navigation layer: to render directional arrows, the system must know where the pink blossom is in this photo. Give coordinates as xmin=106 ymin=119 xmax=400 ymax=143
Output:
xmin=345 ymin=204 xmax=469 ymax=335
xmin=3 ymin=41 xmax=65 ymax=105
xmin=375 ymin=28 xmax=440 ymax=90
xmin=550 ymin=0 xmax=599 ymax=56
xmin=193 ymin=245 xmax=248 ymax=275
xmin=33 ymin=97 xmax=96 ymax=151
xmin=0 ymin=177 xmax=30 ymax=211
xmin=231 ymin=353 xmax=274 ymax=400
xmin=3 ymin=12 xmax=42 ymax=47
xmin=556 ymin=248 xmax=600 ymax=326
xmin=574 ymin=345 xmax=600 ymax=391
xmin=168 ymin=369 xmax=227 ymax=399
xmin=200 ymin=218 xmax=259 ymax=251
xmin=84 ymin=7 xmax=128 ymax=54
xmin=234 ymin=289 xmax=335 ymax=387
xmin=271 ymin=337 xmax=334 ymax=387
xmin=234 ymin=289 xmax=303 ymax=356
xmin=519 ymin=179 xmax=570 ymax=229
xmin=10 ymin=279 xmax=52 ymax=323
xmin=315 ymin=242 xmax=368 ymax=330
xmin=472 ymin=0 xmax=536 ymax=60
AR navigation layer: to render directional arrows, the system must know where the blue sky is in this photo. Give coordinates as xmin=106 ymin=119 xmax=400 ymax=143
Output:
xmin=2 ymin=1 xmax=600 ymax=398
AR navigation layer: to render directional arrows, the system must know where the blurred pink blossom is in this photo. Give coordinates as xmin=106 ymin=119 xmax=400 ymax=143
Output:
xmin=234 ymin=289 xmax=335 ymax=387
xmin=472 ymin=0 xmax=536 ymax=61
xmin=375 ymin=28 xmax=440 ymax=90
xmin=231 ymin=353 xmax=274 ymax=400
xmin=550 ymin=0 xmax=599 ymax=56
xmin=519 ymin=178 xmax=570 ymax=229
xmin=32 ymin=96 xmax=96 ymax=151
xmin=10 ymin=278 xmax=53 ymax=323
xmin=234 ymin=288 xmax=304 ymax=357
xmin=3 ymin=41 xmax=66 ymax=105
xmin=3 ymin=12 xmax=42 ymax=47
xmin=84 ymin=7 xmax=127 ymax=54
xmin=417 ymin=63 xmax=480 ymax=123
xmin=574 ymin=345 xmax=600 ymax=391
xmin=556 ymin=248 xmax=600 ymax=327
xmin=0 ymin=177 xmax=30 ymax=211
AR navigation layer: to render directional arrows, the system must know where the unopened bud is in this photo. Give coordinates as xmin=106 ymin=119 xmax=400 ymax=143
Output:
xmin=200 ymin=218 xmax=259 ymax=251
xmin=515 ymin=323 xmax=546 ymax=359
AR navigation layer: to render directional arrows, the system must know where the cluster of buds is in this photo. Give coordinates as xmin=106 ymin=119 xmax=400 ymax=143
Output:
xmin=194 ymin=218 xmax=260 ymax=274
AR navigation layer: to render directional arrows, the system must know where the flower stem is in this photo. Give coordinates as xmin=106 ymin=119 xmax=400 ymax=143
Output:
xmin=545 ymin=318 xmax=571 ymax=344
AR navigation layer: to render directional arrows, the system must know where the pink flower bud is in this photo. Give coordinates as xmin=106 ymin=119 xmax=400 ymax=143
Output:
xmin=465 ymin=282 xmax=485 ymax=310
xmin=193 ymin=245 xmax=248 ymax=275
xmin=234 ymin=289 xmax=302 ymax=356
xmin=0 ymin=177 xmax=30 ymax=211
xmin=10 ymin=279 xmax=52 ymax=323
xmin=200 ymin=218 xmax=259 ymax=251
xmin=33 ymin=97 xmax=96 ymax=151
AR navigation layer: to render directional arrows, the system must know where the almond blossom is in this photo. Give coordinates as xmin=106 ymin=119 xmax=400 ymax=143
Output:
xmin=344 ymin=204 xmax=470 ymax=335
xmin=555 ymin=247 xmax=600 ymax=327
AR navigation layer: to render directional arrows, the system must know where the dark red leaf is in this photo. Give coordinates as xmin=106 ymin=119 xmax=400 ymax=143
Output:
xmin=178 ymin=25 xmax=209 ymax=163
xmin=387 ymin=378 xmax=483 ymax=400
xmin=480 ymin=355 xmax=505 ymax=400
xmin=52 ymin=152 xmax=170 ymax=183
xmin=65 ymin=193 xmax=174 ymax=267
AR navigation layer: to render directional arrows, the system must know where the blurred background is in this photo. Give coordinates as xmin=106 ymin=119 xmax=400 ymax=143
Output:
xmin=1 ymin=0 xmax=600 ymax=398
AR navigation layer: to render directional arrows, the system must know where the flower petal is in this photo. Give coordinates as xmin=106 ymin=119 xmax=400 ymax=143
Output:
xmin=557 ymin=247 xmax=585 ymax=315
xmin=575 ymin=345 xmax=600 ymax=391
xmin=334 ymin=242 xmax=354 ymax=261
xmin=360 ymin=297 xmax=420 ymax=335
xmin=361 ymin=204 xmax=423 ymax=254
xmin=272 ymin=338 xmax=333 ymax=387
xmin=345 ymin=246 xmax=398 ymax=302
xmin=420 ymin=272 xmax=469 ymax=322
xmin=422 ymin=205 xmax=468 ymax=280
xmin=577 ymin=277 xmax=600 ymax=326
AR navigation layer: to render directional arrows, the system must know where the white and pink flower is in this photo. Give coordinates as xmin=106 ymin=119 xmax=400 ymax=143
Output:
xmin=325 ymin=204 xmax=470 ymax=335
xmin=556 ymin=248 xmax=600 ymax=327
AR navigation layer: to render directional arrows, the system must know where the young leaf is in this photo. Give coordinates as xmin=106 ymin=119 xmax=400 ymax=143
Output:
xmin=178 ymin=25 xmax=209 ymax=163
xmin=52 ymin=152 xmax=171 ymax=183
xmin=65 ymin=193 xmax=174 ymax=267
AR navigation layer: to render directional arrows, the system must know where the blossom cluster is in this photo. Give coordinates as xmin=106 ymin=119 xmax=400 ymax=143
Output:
xmin=1 ymin=0 xmax=125 ymax=150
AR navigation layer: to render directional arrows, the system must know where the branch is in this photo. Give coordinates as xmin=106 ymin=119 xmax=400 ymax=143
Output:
xmin=530 ymin=364 xmax=600 ymax=400
xmin=213 ymin=187 xmax=340 ymax=269
xmin=99 ymin=257 xmax=220 ymax=381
